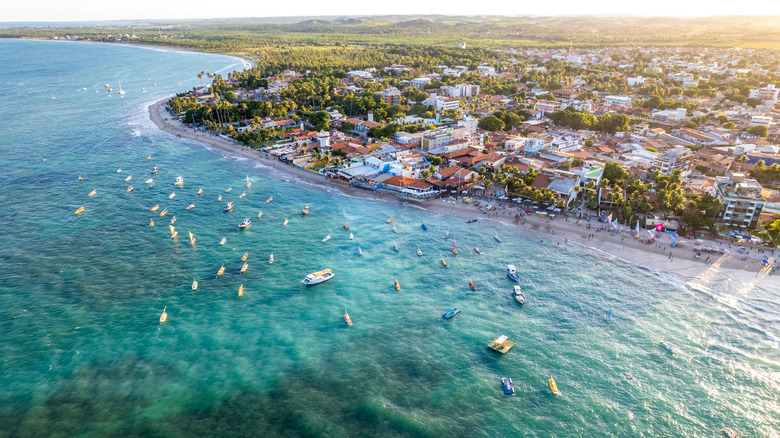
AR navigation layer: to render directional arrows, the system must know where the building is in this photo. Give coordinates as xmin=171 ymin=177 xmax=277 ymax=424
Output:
xmin=347 ymin=70 xmax=373 ymax=80
xmin=440 ymin=84 xmax=480 ymax=98
xmin=534 ymin=100 xmax=562 ymax=113
xmin=376 ymin=87 xmax=401 ymax=105
xmin=604 ymin=95 xmax=632 ymax=106
xmin=749 ymin=84 xmax=779 ymax=107
xmin=410 ymin=77 xmax=432 ymax=89
xmin=651 ymin=146 xmax=692 ymax=175
xmin=712 ymin=173 xmax=765 ymax=228
xmin=750 ymin=115 xmax=773 ymax=127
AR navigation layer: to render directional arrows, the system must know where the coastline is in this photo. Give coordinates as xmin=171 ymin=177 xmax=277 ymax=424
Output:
xmin=147 ymin=99 xmax=778 ymax=292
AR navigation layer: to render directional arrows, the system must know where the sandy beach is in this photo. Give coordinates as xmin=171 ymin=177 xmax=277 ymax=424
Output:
xmin=148 ymin=99 xmax=778 ymax=289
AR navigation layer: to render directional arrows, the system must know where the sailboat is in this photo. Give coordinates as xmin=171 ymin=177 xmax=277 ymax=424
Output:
xmin=469 ymin=278 xmax=476 ymax=290
xmin=219 ymin=237 xmax=226 ymax=246
xmin=238 ymin=284 xmax=244 ymax=297
xmin=169 ymin=225 xmax=178 ymax=239
xmin=246 ymin=176 xmax=251 ymax=189
xmin=240 ymin=262 xmax=248 ymax=273
xmin=150 ymin=218 xmax=155 ymax=226
xmin=241 ymin=252 xmax=249 ymax=261
xmin=452 ymin=238 xmax=458 ymax=254
xmin=188 ymin=231 xmax=196 ymax=245
xmin=216 ymin=264 xmax=225 ymax=277
xmin=88 ymin=189 xmax=97 ymax=197
xmin=218 ymin=194 xmax=222 ymax=201
xmin=191 ymin=279 xmax=198 ymax=291
xmin=283 ymin=218 xmax=289 ymax=226
xmin=169 ymin=216 xmax=176 ymax=225
xmin=257 ymin=210 xmax=263 ymax=219
xmin=444 ymin=229 xmax=450 ymax=239
xmin=344 ymin=308 xmax=353 ymax=326
xmin=197 ymin=188 xmax=203 ymax=195
xmin=159 ymin=306 xmax=167 ymax=323
xmin=417 ymin=248 xmax=422 ymax=256
xmin=394 ymin=279 xmax=400 ymax=291
xmin=118 ymin=81 xmax=125 ymax=95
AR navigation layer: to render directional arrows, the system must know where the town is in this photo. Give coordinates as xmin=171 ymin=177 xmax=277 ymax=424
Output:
xmin=166 ymin=46 xmax=780 ymax=245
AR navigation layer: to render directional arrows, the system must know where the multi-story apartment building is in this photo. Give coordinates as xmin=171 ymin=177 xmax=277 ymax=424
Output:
xmin=604 ymin=95 xmax=632 ymax=106
xmin=651 ymin=146 xmax=692 ymax=175
xmin=440 ymin=84 xmax=480 ymax=98
xmin=712 ymin=173 xmax=765 ymax=228
xmin=749 ymin=84 xmax=779 ymax=107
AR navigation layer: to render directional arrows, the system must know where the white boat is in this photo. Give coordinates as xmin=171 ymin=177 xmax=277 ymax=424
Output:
xmin=283 ymin=218 xmax=289 ymax=226
xmin=394 ymin=241 xmax=399 ymax=252
xmin=186 ymin=204 xmax=195 ymax=210
xmin=88 ymin=189 xmax=97 ymax=197
xmin=169 ymin=192 xmax=175 ymax=199
xmin=169 ymin=216 xmax=176 ymax=225
xmin=358 ymin=247 xmax=363 ymax=256
xmin=265 ymin=196 xmax=273 ymax=204
xmin=238 ymin=192 xmax=246 ymax=199
xmin=392 ymin=225 xmax=397 ymax=233
xmin=512 ymin=285 xmax=525 ymax=304
xmin=269 ymin=253 xmax=274 ymax=264
xmin=507 ymin=265 xmax=521 ymax=281
xmin=239 ymin=218 xmax=251 ymax=229
xmin=257 ymin=210 xmax=263 ymax=219
xmin=302 ymin=269 xmax=335 ymax=285
xmin=174 ymin=176 xmax=183 ymax=186
xmin=125 ymin=175 xmax=132 ymax=182
xmin=126 ymin=185 xmax=133 ymax=192
xmin=118 ymin=81 xmax=125 ymax=95
xmin=144 ymin=178 xmax=153 ymax=184
xmin=349 ymin=232 xmax=354 ymax=240
xmin=219 ymin=237 xmax=227 ymax=246
xmin=188 ymin=231 xmax=196 ymax=246
xmin=116 ymin=168 xmax=122 ymax=173
xmin=191 ymin=279 xmax=198 ymax=291
xmin=246 ymin=176 xmax=251 ymax=188
xmin=494 ymin=235 xmax=502 ymax=243
xmin=240 ymin=262 xmax=248 ymax=273
xmin=169 ymin=225 xmax=178 ymax=239
xmin=159 ymin=306 xmax=167 ymax=323
xmin=322 ymin=234 xmax=331 ymax=242
xmin=417 ymin=248 xmax=422 ymax=256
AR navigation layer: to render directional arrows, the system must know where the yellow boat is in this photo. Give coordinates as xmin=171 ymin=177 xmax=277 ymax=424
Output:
xmin=241 ymin=252 xmax=249 ymax=261
xmin=188 ymin=231 xmax=196 ymax=246
xmin=218 ymin=195 xmax=222 ymax=201
xmin=74 ymin=206 xmax=85 ymax=215
xmin=159 ymin=306 xmax=167 ymax=324
xmin=147 ymin=155 xmax=151 ymax=160
xmin=192 ymin=279 xmax=198 ymax=291
xmin=225 ymin=187 xmax=232 ymax=193
xmin=394 ymin=279 xmax=400 ymax=291
xmin=78 ymin=175 xmax=82 ymax=181
xmin=219 ymin=237 xmax=226 ymax=246
xmin=550 ymin=378 xmax=559 ymax=395
xmin=151 ymin=205 xmax=159 ymax=212
xmin=216 ymin=264 xmax=225 ymax=277
xmin=240 ymin=263 xmax=248 ymax=273
xmin=246 ymin=176 xmax=251 ymax=188
xmin=283 ymin=218 xmax=288 ymax=226
xmin=126 ymin=185 xmax=133 ymax=192
xmin=159 ymin=208 xmax=167 ymax=217
xmin=150 ymin=218 xmax=154 ymax=226
xmin=88 ymin=189 xmax=97 ymax=197
xmin=386 ymin=218 xmax=394 ymax=223
xmin=197 ymin=188 xmax=203 ymax=195
xmin=238 ymin=284 xmax=244 ymax=297
xmin=440 ymin=255 xmax=448 ymax=267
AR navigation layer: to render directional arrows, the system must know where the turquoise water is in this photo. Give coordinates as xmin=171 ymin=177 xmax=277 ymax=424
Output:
xmin=0 ymin=39 xmax=778 ymax=437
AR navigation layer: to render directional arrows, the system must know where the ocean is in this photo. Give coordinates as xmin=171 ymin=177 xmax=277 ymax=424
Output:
xmin=0 ymin=38 xmax=777 ymax=437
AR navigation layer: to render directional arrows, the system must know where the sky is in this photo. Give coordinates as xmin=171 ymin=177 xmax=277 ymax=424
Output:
xmin=4 ymin=0 xmax=780 ymax=23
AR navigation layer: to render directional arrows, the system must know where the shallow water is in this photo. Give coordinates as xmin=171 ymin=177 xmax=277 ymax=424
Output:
xmin=0 ymin=39 xmax=777 ymax=437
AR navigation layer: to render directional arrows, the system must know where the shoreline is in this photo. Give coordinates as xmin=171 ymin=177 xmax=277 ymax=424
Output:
xmin=147 ymin=99 xmax=778 ymax=289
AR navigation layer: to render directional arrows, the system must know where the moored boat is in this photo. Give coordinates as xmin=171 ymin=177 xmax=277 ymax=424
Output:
xmin=507 ymin=265 xmax=521 ymax=281
xmin=502 ymin=378 xmax=515 ymax=395
xmin=417 ymin=248 xmax=422 ymax=256
xmin=344 ymin=308 xmax=353 ymax=326
xmin=549 ymin=378 xmax=559 ymax=395
xmin=494 ymin=235 xmax=502 ymax=243
xmin=394 ymin=279 xmax=400 ymax=291
xmin=224 ymin=201 xmax=234 ymax=212
xmin=125 ymin=175 xmax=132 ymax=182
xmin=257 ymin=210 xmax=263 ymax=219
xmin=660 ymin=341 xmax=675 ymax=354
xmin=322 ymin=234 xmax=331 ymax=242
xmin=241 ymin=252 xmax=249 ymax=261
xmin=88 ymin=189 xmax=97 ymax=197
xmin=216 ymin=264 xmax=225 ymax=277
xmin=238 ymin=284 xmax=244 ymax=297
xmin=349 ymin=232 xmax=354 ymax=240
xmin=475 ymin=247 xmax=483 ymax=254
xmin=442 ymin=308 xmax=461 ymax=319
xmin=302 ymin=269 xmax=334 ymax=285
xmin=265 ymin=195 xmax=273 ymax=204
xmin=512 ymin=285 xmax=525 ymax=304
xmin=186 ymin=204 xmax=195 ymax=210
xmin=240 ymin=263 xmax=248 ymax=273
xmin=239 ymin=218 xmax=251 ymax=229
xmin=300 ymin=205 xmax=309 ymax=216
xmin=174 ymin=176 xmax=183 ymax=186
xmin=191 ymin=279 xmax=198 ymax=291
xmin=219 ymin=237 xmax=226 ymax=246
xmin=74 ymin=206 xmax=85 ymax=215
xmin=469 ymin=278 xmax=475 ymax=290
xmin=159 ymin=306 xmax=167 ymax=324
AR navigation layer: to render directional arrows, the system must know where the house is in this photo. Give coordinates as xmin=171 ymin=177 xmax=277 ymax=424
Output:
xmin=651 ymin=146 xmax=692 ymax=175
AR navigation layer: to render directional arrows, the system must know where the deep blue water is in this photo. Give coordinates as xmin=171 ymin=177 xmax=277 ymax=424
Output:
xmin=0 ymin=39 xmax=778 ymax=437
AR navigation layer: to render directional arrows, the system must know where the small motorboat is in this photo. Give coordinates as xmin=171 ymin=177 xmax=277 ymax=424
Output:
xmin=349 ymin=233 xmax=354 ymax=240
xmin=301 ymin=269 xmax=335 ymax=285
xmin=88 ymin=189 xmax=97 ymax=197
xmin=192 ymin=279 xmax=198 ymax=291
xmin=257 ymin=210 xmax=263 ymax=219
xmin=224 ymin=201 xmax=234 ymax=212
xmin=241 ymin=252 xmax=249 ymax=261
xmin=722 ymin=428 xmax=738 ymax=438
xmin=149 ymin=218 xmax=155 ymax=227
xmin=607 ymin=309 xmax=613 ymax=319
xmin=168 ymin=192 xmax=175 ymax=199
xmin=197 ymin=188 xmax=203 ymax=195
xmin=265 ymin=196 xmax=273 ymax=204
xmin=394 ymin=279 xmax=400 ymax=291
xmin=440 ymin=255 xmax=448 ymax=267
xmin=358 ymin=247 xmax=363 ymax=256
xmin=300 ymin=206 xmax=309 ymax=216
xmin=417 ymin=248 xmax=422 ymax=256
xmin=475 ymin=247 xmax=483 ymax=254
xmin=624 ymin=373 xmax=633 ymax=383
xmin=467 ymin=219 xmax=478 ymax=223
xmin=421 ymin=223 xmax=427 ymax=231
xmin=144 ymin=179 xmax=153 ymax=184
xmin=240 ymin=263 xmax=248 ymax=273
xmin=442 ymin=308 xmax=460 ymax=319
xmin=343 ymin=224 xmax=350 ymax=230
xmin=174 ymin=176 xmax=183 ymax=186
xmin=239 ymin=218 xmax=251 ymax=229
xmin=225 ymin=187 xmax=232 ymax=193
xmin=660 ymin=341 xmax=675 ymax=354
xmin=549 ymin=378 xmax=559 ymax=395
xmin=150 ymin=167 xmax=158 ymax=174
xmin=393 ymin=241 xmax=399 ymax=252
xmin=74 ymin=206 xmax=85 ymax=215
xmin=512 ymin=285 xmax=525 ymax=304
xmin=159 ymin=306 xmax=167 ymax=324
xmin=238 ymin=284 xmax=244 ymax=297
xmin=322 ymin=234 xmax=331 ymax=242
xmin=148 ymin=183 xmax=154 ymax=188
xmin=169 ymin=216 xmax=176 ymax=225
xmin=219 ymin=237 xmax=227 ymax=246
xmin=238 ymin=191 xmax=246 ymax=199
xmin=502 ymin=378 xmax=515 ymax=395
xmin=507 ymin=265 xmax=521 ymax=281
xmin=469 ymin=278 xmax=476 ymax=290
xmin=344 ymin=308 xmax=353 ymax=326
xmin=218 ymin=195 xmax=222 ymax=201
xmin=126 ymin=185 xmax=133 ymax=192
xmin=386 ymin=218 xmax=393 ymax=223
xmin=151 ymin=205 xmax=160 ymax=212
xmin=125 ymin=175 xmax=132 ymax=182
xmin=186 ymin=204 xmax=195 ymax=210
xmin=216 ymin=264 xmax=225 ymax=277
xmin=494 ymin=235 xmax=502 ymax=243
xmin=283 ymin=218 xmax=289 ymax=226
xmin=117 ymin=168 xmax=122 ymax=173
xmin=159 ymin=208 xmax=167 ymax=217
xmin=269 ymin=253 xmax=274 ymax=264
xmin=392 ymin=225 xmax=397 ymax=233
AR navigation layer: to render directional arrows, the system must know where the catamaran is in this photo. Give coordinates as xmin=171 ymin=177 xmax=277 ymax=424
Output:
xmin=174 ymin=176 xmax=183 ymax=186
xmin=301 ymin=269 xmax=334 ymax=285
xmin=144 ymin=178 xmax=153 ymax=184
xmin=126 ymin=185 xmax=133 ymax=192
xmin=507 ymin=265 xmax=521 ymax=281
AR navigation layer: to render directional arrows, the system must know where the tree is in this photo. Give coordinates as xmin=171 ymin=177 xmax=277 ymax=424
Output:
xmin=745 ymin=97 xmax=763 ymax=108
xmin=478 ymin=115 xmax=505 ymax=131
xmin=747 ymin=125 xmax=768 ymax=137
xmin=603 ymin=162 xmax=627 ymax=185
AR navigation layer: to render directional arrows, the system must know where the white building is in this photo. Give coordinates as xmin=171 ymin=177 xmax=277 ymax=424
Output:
xmin=750 ymin=115 xmax=773 ymax=127
xmin=604 ymin=95 xmax=632 ymax=106
xmin=627 ymin=76 xmax=647 ymax=86
xmin=651 ymin=146 xmax=692 ymax=175
xmin=440 ymin=84 xmax=480 ymax=98
xmin=410 ymin=77 xmax=432 ymax=89
xmin=347 ymin=70 xmax=373 ymax=80
xmin=749 ymin=84 xmax=779 ymax=107
xmin=712 ymin=173 xmax=765 ymax=228
xmin=476 ymin=65 xmax=496 ymax=75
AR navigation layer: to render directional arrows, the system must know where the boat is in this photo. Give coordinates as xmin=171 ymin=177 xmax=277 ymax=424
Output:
xmin=241 ymin=252 xmax=249 ymax=261
xmin=88 ymin=189 xmax=97 ymax=197
xmin=386 ymin=218 xmax=393 ymax=223
xmin=487 ymin=335 xmax=516 ymax=354
xmin=722 ymin=428 xmax=738 ymax=438
xmin=301 ymin=269 xmax=334 ymax=285
xmin=239 ymin=218 xmax=251 ymax=229
xmin=168 ymin=192 xmax=175 ymax=199
xmin=238 ymin=284 xmax=244 ymax=297
xmin=246 ymin=176 xmax=251 ymax=189
xmin=417 ymin=248 xmax=422 ymax=256
xmin=660 ymin=341 xmax=675 ymax=354
xmin=502 ymin=378 xmax=515 ymax=395
xmin=191 ymin=279 xmax=198 ymax=291
xmin=507 ymin=265 xmax=521 ymax=281
xmin=174 ymin=176 xmax=183 ymax=186
xmin=78 ymin=175 xmax=82 ymax=181
xmin=169 ymin=225 xmax=177 ymax=239
xmin=126 ymin=185 xmax=133 ymax=192
xmin=494 ymin=235 xmax=502 ymax=243
xmin=159 ymin=306 xmax=167 ymax=324
xmin=186 ymin=204 xmax=195 ymax=210
xmin=216 ymin=264 xmax=225 ymax=277
xmin=148 ymin=183 xmax=154 ymax=188
xmin=269 ymin=253 xmax=274 ymax=264
xmin=393 ymin=241 xmax=399 ymax=252
xmin=349 ymin=232 xmax=354 ymax=240
xmin=607 ymin=309 xmax=613 ymax=319
xmin=159 ymin=208 xmax=167 ymax=216
xmin=118 ymin=81 xmax=125 ymax=95
xmin=549 ymin=378 xmax=559 ymax=395
xmin=469 ymin=278 xmax=475 ymax=290
xmin=394 ymin=279 xmax=400 ymax=291
xmin=240 ymin=263 xmax=248 ymax=273
xmin=218 ymin=195 xmax=222 ymax=201
xmin=475 ymin=247 xmax=483 ymax=254
xmin=343 ymin=224 xmax=350 ymax=230
xmin=358 ymin=247 xmax=363 ymax=256
xmin=421 ymin=223 xmax=427 ymax=231
xmin=283 ymin=218 xmax=288 ymax=226
xmin=322 ymin=234 xmax=332 ymax=242
xmin=344 ymin=308 xmax=353 ymax=326
xmin=197 ymin=188 xmax=203 ymax=195
xmin=624 ymin=373 xmax=633 ymax=383
xmin=238 ymin=192 xmax=246 ymax=199
xmin=150 ymin=167 xmax=158 ymax=174
xmin=144 ymin=179 xmax=153 ymax=184
xmin=188 ymin=231 xmax=196 ymax=246
xmin=147 ymin=155 xmax=151 ymax=160
xmin=452 ymin=238 xmax=458 ymax=254
xmin=257 ymin=210 xmax=263 ymax=219
xmin=149 ymin=218 xmax=155 ymax=227
xmin=169 ymin=216 xmax=176 ymax=225
xmin=219 ymin=237 xmax=226 ymax=246
xmin=74 ymin=206 xmax=85 ymax=215
xmin=116 ymin=168 xmax=122 ymax=173
xmin=512 ymin=285 xmax=525 ymax=304
xmin=224 ymin=201 xmax=234 ymax=212
xmin=442 ymin=308 xmax=461 ymax=319
xmin=440 ymin=255 xmax=448 ymax=267
xmin=265 ymin=196 xmax=273 ymax=204
xmin=300 ymin=206 xmax=309 ymax=216
xmin=125 ymin=175 xmax=132 ymax=182
xmin=392 ymin=225 xmax=397 ymax=233
xmin=225 ymin=187 xmax=232 ymax=193
xmin=467 ymin=219 xmax=478 ymax=223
